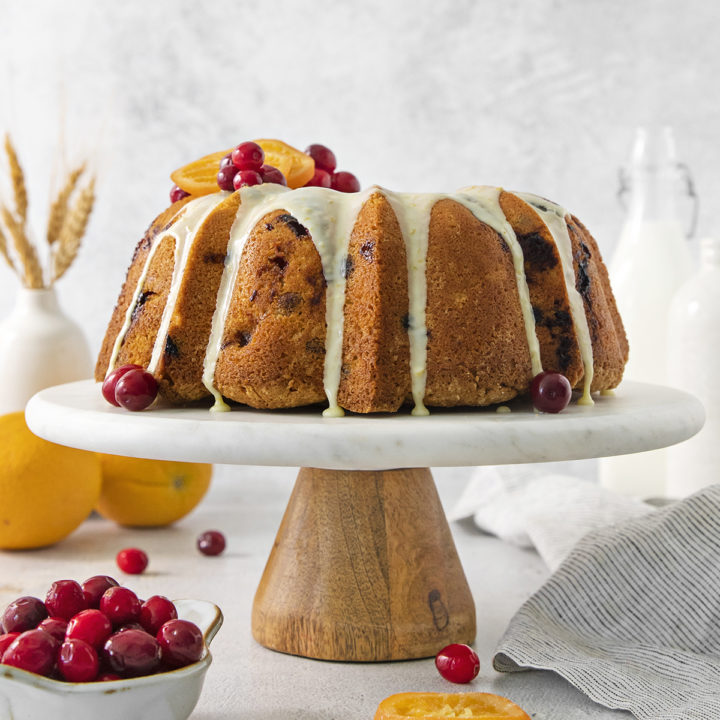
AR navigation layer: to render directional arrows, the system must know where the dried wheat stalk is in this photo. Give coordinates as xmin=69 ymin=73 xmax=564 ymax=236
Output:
xmin=0 ymin=223 xmax=14 ymax=270
xmin=4 ymin=134 xmax=28 ymax=225
xmin=0 ymin=204 xmax=44 ymax=288
xmin=52 ymin=177 xmax=95 ymax=283
xmin=47 ymin=164 xmax=85 ymax=246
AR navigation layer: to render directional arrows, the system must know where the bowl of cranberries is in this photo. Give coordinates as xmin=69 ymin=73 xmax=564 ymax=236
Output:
xmin=0 ymin=577 xmax=222 ymax=720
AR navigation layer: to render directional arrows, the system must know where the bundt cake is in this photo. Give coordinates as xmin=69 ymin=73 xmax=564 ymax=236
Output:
xmin=95 ymin=183 xmax=628 ymax=416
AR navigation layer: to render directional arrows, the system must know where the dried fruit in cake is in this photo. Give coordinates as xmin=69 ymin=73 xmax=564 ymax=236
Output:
xmin=171 ymin=138 xmax=315 ymax=196
xmin=96 ymin=456 xmax=212 ymax=527
xmin=374 ymin=692 xmax=531 ymax=720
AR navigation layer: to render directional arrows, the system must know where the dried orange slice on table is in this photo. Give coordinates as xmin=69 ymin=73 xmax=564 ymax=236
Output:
xmin=374 ymin=692 xmax=530 ymax=720
xmin=170 ymin=139 xmax=315 ymax=196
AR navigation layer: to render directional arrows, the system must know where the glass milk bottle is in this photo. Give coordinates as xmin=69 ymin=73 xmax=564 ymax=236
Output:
xmin=666 ymin=237 xmax=720 ymax=497
xmin=600 ymin=126 xmax=696 ymax=497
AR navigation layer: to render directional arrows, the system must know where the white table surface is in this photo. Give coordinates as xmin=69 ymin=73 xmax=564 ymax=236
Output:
xmin=0 ymin=464 xmax=631 ymax=720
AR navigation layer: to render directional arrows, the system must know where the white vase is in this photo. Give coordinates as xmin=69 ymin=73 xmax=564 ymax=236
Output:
xmin=0 ymin=287 xmax=93 ymax=415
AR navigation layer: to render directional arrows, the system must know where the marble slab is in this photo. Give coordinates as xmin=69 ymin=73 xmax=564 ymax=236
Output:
xmin=25 ymin=380 xmax=704 ymax=470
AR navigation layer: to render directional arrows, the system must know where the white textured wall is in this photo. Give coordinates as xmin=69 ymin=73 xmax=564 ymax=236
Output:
xmin=1 ymin=0 xmax=718 ymax=354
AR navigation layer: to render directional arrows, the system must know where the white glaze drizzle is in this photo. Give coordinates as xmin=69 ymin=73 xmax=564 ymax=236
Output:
xmin=201 ymin=184 xmax=372 ymax=415
xmin=516 ymin=192 xmax=595 ymax=405
xmin=147 ymin=193 xmax=226 ymax=374
xmin=105 ymin=195 xmax=219 ymax=376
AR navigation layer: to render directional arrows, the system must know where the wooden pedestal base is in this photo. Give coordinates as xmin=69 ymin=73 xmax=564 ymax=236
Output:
xmin=251 ymin=467 xmax=476 ymax=661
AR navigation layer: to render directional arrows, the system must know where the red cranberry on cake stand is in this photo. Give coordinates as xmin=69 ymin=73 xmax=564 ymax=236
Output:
xmin=26 ymin=380 xmax=703 ymax=661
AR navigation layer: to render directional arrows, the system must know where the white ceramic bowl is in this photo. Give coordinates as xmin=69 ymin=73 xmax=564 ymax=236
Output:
xmin=0 ymin=599 xmax=222 ymax=720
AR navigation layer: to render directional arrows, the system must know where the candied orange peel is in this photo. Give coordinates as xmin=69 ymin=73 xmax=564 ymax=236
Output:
xmin=374 ymin=692 xmax=531 ymax=720
xmin=170 ymin=139 xmax=315 ymax=196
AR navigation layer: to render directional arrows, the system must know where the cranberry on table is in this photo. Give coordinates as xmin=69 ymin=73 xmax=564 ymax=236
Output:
xmin=530 ymin=371 xmax=572 ymax=413
xmin=0 ymin=632 xmax=20 ymax=657
xmin=331 ymin=170 xmax=361 ymax=193
xmin=116 ymin=548 xmax=149 ymax=575
xmin=82 ymin=575 xmax=119 ymax=608
xmin=232 ymin=169 xmax=263 ymax=190
xmin=156 ymin=619 xmax=204 ymax=668
xmin=100 ymin=586 xmax=141 ymax=626
xmin=140 ymin=596 xmax=178 ymax=636
xmin=45 ymin=580 xmax=87 ymax=621
xmin=304 ymin=168 xmax=332 ymax=188
xmin=217 ymin=165 xmax=239 ymax=191
xmin=169 ymin=185 xmax=189 ymax=204
xmin=102 ymin=364 xmax=143 ymax=407
xmin=37 ymin=617 xmax=68 ymax=644
xmin=1 ymin=629 xmax=57 ymax=676
xmin=104 ymin=628 xmax=162 ymax=677
xmin=304 ymin=143 xmax=337 ymax=173
xmin=259 ymin=165 xmax=287 ymax=186
xmin=435 ymin=643 xmax=480 ymax=684
xmin=58 ymin=638 xmax=99 ymax=682
xmin=114 ymin=369 xmax=158 ymax=411
xmin=1 ymin=596 xmax=48 ymax=633
xmin=197 ymin=530 xmax=226 ymax=556
xmin=231 ymin=141 xmax=264 ymax=171
xmin=66 ymin=609 xmax=113 ymax=650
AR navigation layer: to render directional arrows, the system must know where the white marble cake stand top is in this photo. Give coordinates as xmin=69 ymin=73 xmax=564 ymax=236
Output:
xmin=25 ymin=379 xmax=704 ymax=470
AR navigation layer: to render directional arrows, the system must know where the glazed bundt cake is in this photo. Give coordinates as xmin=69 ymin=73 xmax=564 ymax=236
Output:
xmin=96 ymin=181 xmax=628 ymax=416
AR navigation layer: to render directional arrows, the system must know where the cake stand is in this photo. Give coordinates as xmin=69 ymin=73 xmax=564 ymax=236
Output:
xmin=26 ymin=380 xmax=704 ymax=663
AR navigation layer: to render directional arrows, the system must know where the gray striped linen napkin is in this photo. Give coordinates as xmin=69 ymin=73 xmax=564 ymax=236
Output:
xmin=492 ymin=484 xmax=720 ymax=720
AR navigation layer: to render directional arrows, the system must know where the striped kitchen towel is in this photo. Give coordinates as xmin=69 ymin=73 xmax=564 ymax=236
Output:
xmin=493 ymin=484 xmax=720 ymax=720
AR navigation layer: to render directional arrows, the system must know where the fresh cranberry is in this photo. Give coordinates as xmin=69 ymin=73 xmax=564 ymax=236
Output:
xmin=219 ymin=153 xmax=234 ymax=170
xmin=100 ymin=587 xmax=141 ymax=627
xmin=259 ymin=165 xmax=287 ymax=186
xmin=96 ymin=672 xmax=122 ymax=681
xmin=197 ymin=530 xmax=226 ymax=556
xmin=45 ymin=580 xmax=87 ymax=621
xmin=103 ymin=629 xmax=162 ymax=677
xmin=231 ymin=141 xmax=264 ymax=171
xmin=116 ymin=622 xmax=145 ymax=633
xmin=58 ymin=638 xmax=99 ymax=682
xmin=233 ymin=169 xmax=263 ymax=190
xmin=156 ymin=619 xmax=204 ymax=669
xmin=304 ymin=143 xmax=337 ymax=173
xmin=114 ymin=369 xmax=158 ymax=411
xmin=140 ymin=596 xmax=177 ymax=636
xmin=66 ymin=609 xmax=113 ymax=650
xmin=435 ymin=643 xmax=480 ymax=683
xmin=37 ymin=617 xmax=68 ymax=644
xmin=1 ymin=596 xmax=48 ymax=633
xmin=304 ymin=168 xmax=332 ymax=188
xmin=217 ymin=165 xmax=238 ymax=191
xmin=82 ymin=575 xmax=119 ymax=608
xmin=331 ymin=171 xmax=361 ymax=193
xmin=530 ymin=371 xmax=572 ymax=413
xmin=169 ymin=185 xmax=189 ymax=204
xmin=116 ymin=548 xmax=149 ymax=575
xmin=0 ymin=632 xmax=20 ymax=657
xmin=1 ymin=629 xmax=57 ymax=676
xmin=102 ymin=364 xmax=143 ymax=407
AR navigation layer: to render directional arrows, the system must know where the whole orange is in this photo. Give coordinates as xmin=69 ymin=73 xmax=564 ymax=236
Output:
xmin=96 ymin=455 xmax=212 ymax=527
xmin=0 ymin=412 xmax=102 ymax=549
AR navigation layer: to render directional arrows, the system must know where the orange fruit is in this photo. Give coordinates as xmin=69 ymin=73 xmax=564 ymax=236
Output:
xmin=96 ymin=455 xmax=212 ymax=527
xmin=0 ymin=412 xmax=102 ymax=549
xmin=374 ymin=692 xmax=531 ymax=720
xmin=170 ymin=139 xmax=315 ymax=196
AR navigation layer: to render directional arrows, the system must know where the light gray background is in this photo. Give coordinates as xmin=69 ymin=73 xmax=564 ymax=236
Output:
xmin=1 ymin=0 xmax=717 ymax=345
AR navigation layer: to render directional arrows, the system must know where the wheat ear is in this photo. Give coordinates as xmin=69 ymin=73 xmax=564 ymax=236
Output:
xmin=0 ymin=223 xmax=15 ymax=271
xmin=47 ymin=164 xmax=85 ymax=245
xmin=52 ymin=177 xmax=95 ymax=283
xmin=0 ymin=205 xmax=43 ymax=288
xmin=4 ymin=134 xmax=28 ymax=225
